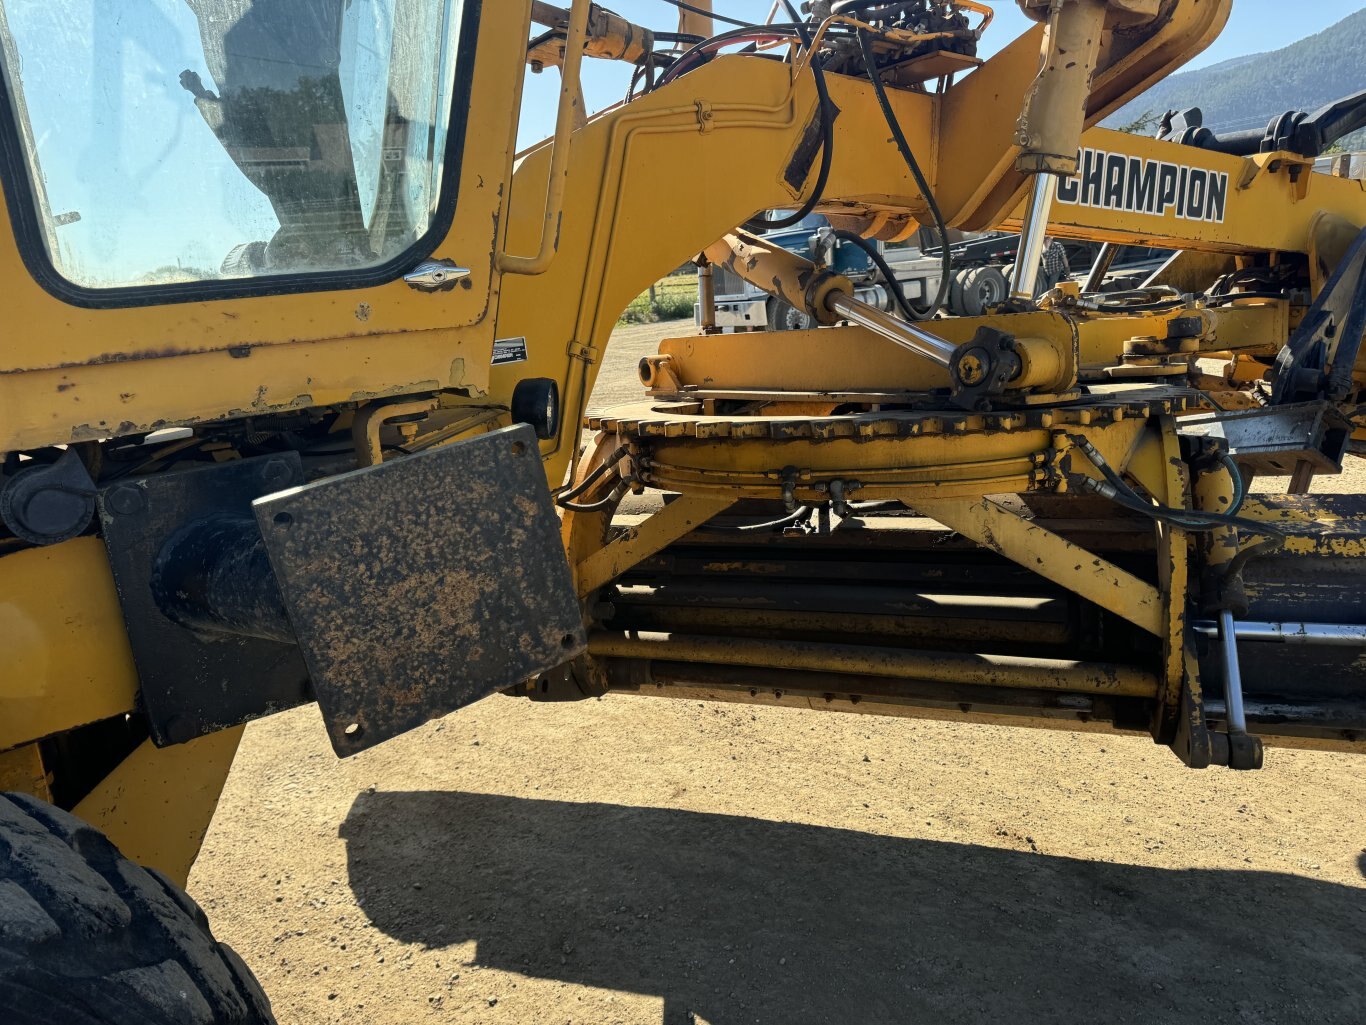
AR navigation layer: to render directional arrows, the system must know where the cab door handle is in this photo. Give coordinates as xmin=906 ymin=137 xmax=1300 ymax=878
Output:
xmin=403 ymin=260 xmax=471 ymax=292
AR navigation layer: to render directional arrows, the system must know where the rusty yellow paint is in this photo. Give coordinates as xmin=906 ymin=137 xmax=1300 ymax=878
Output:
xmin=576 ymin=494 xmax=734 ymax=596
xmin=0 ymin=537 xmax=139 ymax=751
xmin=1142 ymin=419 xmax=1192 ymax=736
xmin=1238 ymin=497 xmax=1366 ymax=559
xmin=73 ymin=727 xmax=245 ymax=886
xmin=0 ymin=743 xmax=51 ymax=802
xmin=0 ymin=1 xmax=534 ymax=452
xmin=625 ymin=681 xmax=1151 ymax=737
xmin=916 ymin=495 xmax=1165 ymax=636
xmin=0 ymin=0 xmax=1320 ymax=497
xmin=610 ymin=603 xmax=1074 ymax=647
xmin=648 ymin=302 xmax=1285 ymax=398
xmin=589 ymin=631 xmax=1159 ymax=698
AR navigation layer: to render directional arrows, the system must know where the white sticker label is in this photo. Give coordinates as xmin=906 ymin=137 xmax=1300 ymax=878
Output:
xmin=492 ymin=336 xmax=529 ymax=366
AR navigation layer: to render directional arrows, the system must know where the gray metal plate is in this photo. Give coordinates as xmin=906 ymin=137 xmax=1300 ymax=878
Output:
xmin=254 ymin=425 xmax=585 ymax=756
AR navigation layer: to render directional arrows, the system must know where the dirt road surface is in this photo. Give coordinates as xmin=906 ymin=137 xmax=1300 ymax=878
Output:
xmin=192 ymin=321 xmax=1366 ymax=1025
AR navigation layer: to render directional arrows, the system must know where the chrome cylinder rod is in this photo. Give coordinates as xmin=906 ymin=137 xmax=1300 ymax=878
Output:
xmin=1010 ymin=174 xmax=1057 ymax=301
xmin=1082 ymin=242 xmax=1116 ymax=293
xmin=827 ymin=292 xmax=956 ymax=368
xmin=1217 ymin=610 xmax=1249 ymax=735
xmin=1193 ymin=620 xmax=1366 ymax=646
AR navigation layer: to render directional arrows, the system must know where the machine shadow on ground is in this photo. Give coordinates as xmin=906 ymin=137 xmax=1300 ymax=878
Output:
xmin=341 ymin=791 xmax=1364 ymax=1025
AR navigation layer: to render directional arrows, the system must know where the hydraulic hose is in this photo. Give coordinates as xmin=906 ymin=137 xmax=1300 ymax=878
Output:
xmin=856 ymin=28 xmax=952 ymax=318
xmin=833 ymin=229 xmax=919 ymax=322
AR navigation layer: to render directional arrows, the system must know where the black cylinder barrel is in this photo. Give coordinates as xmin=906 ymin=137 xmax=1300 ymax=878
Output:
xmin=151 ymin=514 xmax=296 ymax=643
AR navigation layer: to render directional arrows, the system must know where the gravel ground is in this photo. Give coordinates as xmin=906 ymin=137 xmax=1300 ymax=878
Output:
xmin=191 ymin=321 xmax=1366 ymax=1025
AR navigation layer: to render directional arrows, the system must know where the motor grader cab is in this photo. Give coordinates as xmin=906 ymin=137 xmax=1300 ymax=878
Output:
xmin=3 ymin=1 xmax=1366 ymax=1019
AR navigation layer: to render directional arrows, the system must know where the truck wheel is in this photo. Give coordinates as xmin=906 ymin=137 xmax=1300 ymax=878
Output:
xmin=767 ymin=297 xmax=816 ymax=332
xmin=0 ymin=793 xmax=275 ymax=1025
xmin=948 ymin=268 xmax=970 ymax=315
xmin=959 ymin=266 xmax=1008 ymax=316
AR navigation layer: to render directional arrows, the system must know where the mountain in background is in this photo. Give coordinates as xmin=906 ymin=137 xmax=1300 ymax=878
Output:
xmin=1104 ymin=9 xmax=1366 ymax=150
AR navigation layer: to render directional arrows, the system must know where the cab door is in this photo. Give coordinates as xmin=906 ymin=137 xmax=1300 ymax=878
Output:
xmin=0 ymin=0 xmax=525 ymax=450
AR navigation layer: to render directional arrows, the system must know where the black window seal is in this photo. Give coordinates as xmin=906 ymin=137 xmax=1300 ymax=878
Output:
xmin=0 ymin=0 xmax=483 ymax=310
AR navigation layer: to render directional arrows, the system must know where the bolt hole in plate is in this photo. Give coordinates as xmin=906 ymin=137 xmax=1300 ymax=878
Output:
xmin=253 ymin=425 xmax=585 ymax=755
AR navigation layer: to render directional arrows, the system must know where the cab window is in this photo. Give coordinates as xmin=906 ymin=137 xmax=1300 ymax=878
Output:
xmin=0 ymin=0 xmax=467 ymax=290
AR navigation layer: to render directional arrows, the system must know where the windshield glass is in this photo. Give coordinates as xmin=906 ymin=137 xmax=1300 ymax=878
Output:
xmin=0 ymin=0 xmax=465 ymax=288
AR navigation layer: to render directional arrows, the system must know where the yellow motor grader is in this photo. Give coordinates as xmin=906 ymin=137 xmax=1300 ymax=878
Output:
xmin=2 ymin=0 xmax=1365 ymax=1018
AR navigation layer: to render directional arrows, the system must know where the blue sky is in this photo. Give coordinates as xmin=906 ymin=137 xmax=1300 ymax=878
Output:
xmin=517 ymin=0 xmax=1366 ymax=146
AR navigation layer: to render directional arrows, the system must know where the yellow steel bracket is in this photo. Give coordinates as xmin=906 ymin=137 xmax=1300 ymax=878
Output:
xmin=575 ymin=494 xmax=734 ymax=596
xmin=694 ymin=99 xmax=715 ymax=134
xmin=498 ymin=0 xmax=591 ymax=275
xmin=567 ymin=339 xmax=600 ymax=364
xmin=351 ymin=396 xmax=440 ymax=468
xmin=73 ymin=727 xmax=245 ymax=885
xmin=916 ymin=495 xmax=1164 ymax=637
xmin=1122 ymin=417 xmax=1193 ymax=736
xmin=1 ymin=537 xmax=140 ymax=751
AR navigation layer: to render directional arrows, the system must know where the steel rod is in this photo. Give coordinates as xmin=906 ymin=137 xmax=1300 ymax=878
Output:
xmin=1192 ymin=620 xmax=1366 ymax=646
xmin=588 ymin=631 xmax=1158 ymax=698
xmin=1082 ymin=242 xmax=1116 ymax=293
xmin=1217 ymin=610 xmax=1249 ymax=734
xmin=826 ymin=292 xmax=956 ymax=367
xmin=1010 ymin=174 xmax=1056 ymax=300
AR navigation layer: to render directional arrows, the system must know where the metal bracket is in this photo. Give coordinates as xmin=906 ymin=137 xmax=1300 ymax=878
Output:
xmin=96 ymin=455 xmax=312 ymax=746
xmin=567 ymin=339 xmax=599 ymax=363
xmin=694 ymin=99 xmax=715 ymax=133
xmin=1177 ymin=401 xmax=1352 ymax=476
xmin=1271 ymin=223 xmax=1366 ymax=403
xmin=254 ymin=425 xmax=585 ymax=756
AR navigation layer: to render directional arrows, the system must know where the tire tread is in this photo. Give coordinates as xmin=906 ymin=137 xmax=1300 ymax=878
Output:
xmin=0 ymin=793 xmax=274 ymax=1024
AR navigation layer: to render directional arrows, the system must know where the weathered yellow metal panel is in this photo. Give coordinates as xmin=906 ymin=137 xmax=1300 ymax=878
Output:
xmin=0 ymin=2 xmax=533 ymax=451
xmin=0 ymin=537 xmax=139 ymax=751
xmin=74 ymin=728 xmax=245 ymax=885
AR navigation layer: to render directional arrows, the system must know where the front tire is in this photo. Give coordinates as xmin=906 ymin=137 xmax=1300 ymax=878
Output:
xmin=0 ymin=793 xmax=275 ymax=1025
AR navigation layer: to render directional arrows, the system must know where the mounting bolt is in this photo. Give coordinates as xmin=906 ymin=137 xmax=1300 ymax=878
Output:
xmin=105 ymin=484 xmax=145 ymax=515
xmin=261 ymin=458 xmax=294 ymax=489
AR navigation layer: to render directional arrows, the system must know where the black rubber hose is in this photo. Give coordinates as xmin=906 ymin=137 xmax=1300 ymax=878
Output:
xmin=697 ymin=506 xmax=812 ymax=532
xmin=556 ymin=447 xmax=629 ymax=502
xmin=1221 ymin=452 xmax=1246 ymax=516
xmin=1206 ymin=292 xmax=1292 ymax=306
xmin=833 ymin=229 xmax=919 ymax=321
xmin=1102 ymin=487 xmax=1284 ymax=537
xmin=744 ymin=18 xmax=835 ymax=231
xmin=655 ymin=0 xmax=757 ymax=29
xmin=652 ymin=31 xmax=706 ymax=44
xmin=831 ymin=0 xmax=904 ymax=14
xmin=647 ymin=22 xmax=806 ymax=94
xmin=559 ymin=483 xmax=630 ymax=514
xmin=1070 ymin=434 xmax=1274 ymax=536
xmin=856 ymin=28 xmax=952 ymax=318
xmin=1091 ymin=299 xmax=1190 ymax=313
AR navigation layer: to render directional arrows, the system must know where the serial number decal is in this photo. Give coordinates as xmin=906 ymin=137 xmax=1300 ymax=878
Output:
xmin=491 ymin=336 xmax=529 ymax=366
xmin=1056 ymin=147 xmax=1228 ymax=224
